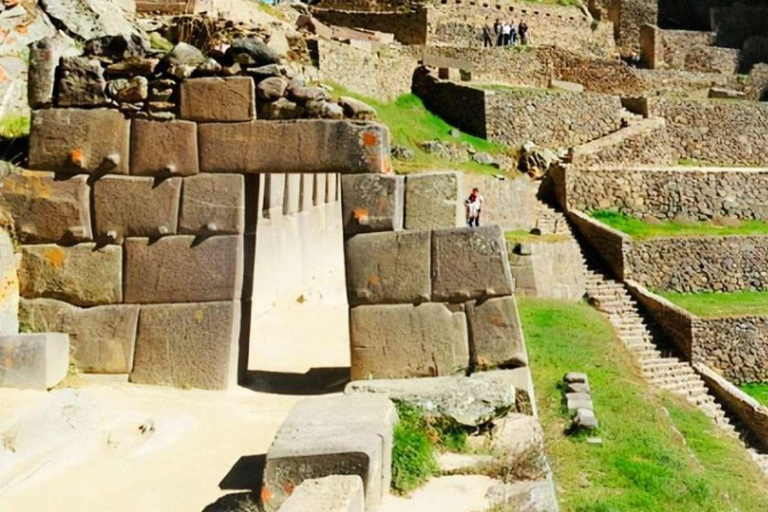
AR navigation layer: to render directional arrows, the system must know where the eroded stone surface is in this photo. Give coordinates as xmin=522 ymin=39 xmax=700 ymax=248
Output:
xmin=130 ymin=119 xmax=199 ymax=176
xmin=179 ymin=174 xmax=245 ymax=234
xmin=340 ymin=174 xmax=403 ymax=234
xmin=0 ymin=333 xmax=69 ymax=390
xmin=467 ymin=296 xmax=527 ymax=369
xmin=405 ymin=172 xmax=463 ymax=231
xmin=278 ymin=476 xmax=364 ymax=512
xmin=179 ymin=77 xmax=255 ymax=122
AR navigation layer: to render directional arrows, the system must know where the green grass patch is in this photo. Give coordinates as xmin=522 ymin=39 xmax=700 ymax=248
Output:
xmin=519 ymin=297 xmax=768 ymax=511
xmin=658 ymin=290 xmax=768 ymax=318
xmin=740 ymin=383 xmax=768 ymax=407
xmin=0 ymin=114 xmax=30 ymax=139
xmin=590 ymin=210 xmax=768 ymax=239
xmin=505 ymin=230 xmax=570 ymax=244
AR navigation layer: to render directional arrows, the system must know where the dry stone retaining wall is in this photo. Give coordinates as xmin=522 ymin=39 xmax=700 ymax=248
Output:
xmin=568 ymin=117 xmax=674 ymax=168
xmin=311 ymin=7 xmax=429 ymax=45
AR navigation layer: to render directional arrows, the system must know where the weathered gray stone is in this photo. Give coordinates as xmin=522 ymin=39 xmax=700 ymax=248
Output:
xmin=346 ymin=374 xmax=514 ymax=426
xmin=564 ymin=372 xmax=588 ymax=384
xmin=350 ymin=303 xmax=469 ymax=380
xmin=487 ymin=478 xmax=559 ymax=512
xmin=124 ymin=235 xmax=243 ymax=303
xmin=28 ymin=35 xmax=80 ymax=108
xmin=130 ymin=301 xmax=240 ymax=390
xmin=19 ymin=243 xmax=122 ymax=306
xmin=288 ymin=86 xmax=330 ymax=104
xmin=58 ymin=56 xmax=108 ymax=107
xmin=84 ymin=34 xmax=149 ymax=60
xmin=278 ymin=476 xmax=364 ymax=512
xmin=0 ymin=333 xmax=69 ymax=390
xmin=432 ymin=226 xmax=513 ymax=302
xmin=490 ymin=414 xmax=545 ymax=462
xmin=93 ymin=175 xmax=181 ymax=242
xmin=199 ymin=121 xmax=391 ymax=174
xmin=163 ymin=42 xmax=205 ymax=67
xmin=179 ymin=174 xmax=245 ymax=234
xmin=467 ymin=296 xmax=527 ymax=369
xmin=345 ymin=231 xmax=430 ymax=306
xmin=28 ymin=108 xmax=130 ymax=175
xmin=306 ymin=100 xmax=345 ymax=120
xmin=130 ymin=119 xmax=199 ymax=176
xmin=226 ymin=38 xmax=280 ymax=67
xmin=472 ymin=369 xmax=537 ymax=416
xmin=0 ymin=228 xmax=19 ymax=335
xmin=179 ymin=77 xmax=255 ymax=122
xmin=0 ymin=170 xmax=92 ymax=243
xmin=19 ymin=298 xmax=138 ymax=373
xmin=341 ymin=174 xmax=403 ymax=234
xmin=257 ymin=76 xmax=289 ymax=101
xmin=573 ymin=408 xmax=598 ymax=431
xmin=567 ymin=397 xmax=593 ymax=415
xmin=566 ymin=382 xmax=590 ymax=394
xmin=405 ymin=172 xmax=463 ymax=231
xmin=105 ymin=58 xmax=159 ymax=76
xmin=107 ymin=76 xmax=148 ymax=103
xmin=258 ymin=98 xmax=304 ymax=120
xmin=339 ymin=97 xmax=377 ymax=120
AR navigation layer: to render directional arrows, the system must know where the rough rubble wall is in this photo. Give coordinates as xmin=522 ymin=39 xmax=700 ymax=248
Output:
xmin=694 ymin=316 xmax=768 ymax=384
xmin=311 ymin=7 xmax=429 ymax=45
xmin=616 ymin=0 xmax=658 ymax=56
xmin=658 ymin=28 xmax=739 ymax=74
xmin=569 ymin=117 xmax=675 ymax=168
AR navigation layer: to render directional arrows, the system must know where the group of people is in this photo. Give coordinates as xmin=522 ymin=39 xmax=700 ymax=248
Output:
xmin=482 ymin=18 xmax=529 ymax=48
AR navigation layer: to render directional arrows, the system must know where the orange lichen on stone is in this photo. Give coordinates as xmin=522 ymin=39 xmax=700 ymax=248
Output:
xmin=368 ymin=274 xmax=380 ymax=286
xmin=489 ymin=313 xmax=504 ymax=327
xmin=283 ymin=481 xmax=295 ymax=494
xmin=353 ymin=207 xmax=369 ymax=220
xmin=43 ymin=247 xmax=65 ymax=268
xmin=362 ymin=131 xmax=378 ymax=147
xmin=260 ymin=486 xmax=272 ymax=503
xmin=69 ymin=148 xmax=84 ymax=166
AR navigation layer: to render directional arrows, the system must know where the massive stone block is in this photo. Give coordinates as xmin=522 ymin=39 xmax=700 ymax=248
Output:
xmin=340 ymin=174 xmax=404 ymax=234
xmin=124 ymin=235 xmax=243 ymax=303
xmin=58 ymin=56 xmax=108 ymax=107
xmin=179 ymin=77 xmax=255 ymax=122
xmin=466 ymin=296 xmax=527 ymax=370
xmin=278 ymin=476 xmax=364 ymax=512
xmin=405 ymin=172 xmax=463 ymax=230
xmin=0 ymin=228 xmax=19 ymax=335
xmin=0 ymin=170 xmax=92 ymax=243
xmin=432 ymin=226 xmax=513 ymax=302
xmin=130 ymin=119 xmax=199 ymax=176
xmin=350 ymin=303 xmax=469 ymax=380
xmin=130 ymin=301 xmax=241 ymax=390
xmin=18 ymin=243 xmax=123 ymax=306
xmin=179 ymin=174 xmax=245 ymax=234
xmin=345 ymin=231 xmax=430 ymax=305
xmin=198 ymin=121 xmax=391 ymax=174
xmin=28 ymin=109 xmax=130 ymax=175
xmin=93 ymin=175 xmax=181 ymax=242
xmin=19 ymin=298 xmax=139 ymax=373
xmin=0 ymin=333 xmax=69 ymax=390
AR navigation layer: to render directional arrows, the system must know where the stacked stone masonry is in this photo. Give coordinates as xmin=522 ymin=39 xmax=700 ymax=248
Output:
xmin=640 ymin=25 xmax=740 ymax=74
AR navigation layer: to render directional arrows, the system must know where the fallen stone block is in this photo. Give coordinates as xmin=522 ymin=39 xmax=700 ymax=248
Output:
xmin=0 ymin=228 xmax=19 ymax=335
xmin=19 ymin=298 xmax=138 ymax=373
xmin=130 ymin=301 xmax=240 ymax=390
xmin=472 ymin=369 xmax=537 ymax=415
xmin=490 ymin=414 xmax=545 ymax=463
xmin=346 ymin=374 xmax=514 ymax=426
xmin=564 ymin=372 xmax=588 ymax=384
xmin=573 ymin=408 xmax=599 ymax=431
xmin=566 ymin=397 xmax=593 ymax=415
xmin=28 ymin=109 xmax=130 ymax=175
xmin=432 ymin=226 xmax=513 ymax=302
xmin=179 ymin=77 xmax=255 ymax=122
xmin=345 ymin=231 xmax=430 ymax=306
xmin=708 ymin=87 xmax=746 ymax=100
xmin=130 ymin=119 xmax=199 ymax=176
xmin=124 ymin=235 xmax=243 ymax=303
xmin=0 ymin=333 xmax=69 ymax=390
xmin=350 ymin=303 xmax=469 ymax=380
xmin=341 ymin=174 xmax=404 ymax=234
xmin=93 ymin=175 xmax=181 ymax=242
xmin=467 ymin=296 xmax=527 ymax=369
xmin=19 ymin=243 xmax=122 ymax=306
xmin=566 ymin=382 xmax=590 ymax=394
xmin=549 ymin=78 xmax=584 ymax=93
xmin=179 ymin=174 xmax=245 ymax=234
xmin=278 ymin=476 xmax=365 ymax=512
xmin=0 ymin=170 xmax=92 ymax=243
xmin=199 ymin=121 xmax=391 ymax=174
xmin=405 ymin=172 xmax=463 ymax=230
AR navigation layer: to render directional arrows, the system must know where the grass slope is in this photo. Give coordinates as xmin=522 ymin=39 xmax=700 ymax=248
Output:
xmin=518 ymin=298 xmax=768 ymax=512
xmin=590 ymin=210 xmax=768 ymax=239
xmin=658 ymin=290 xmax=768 ymax=318
xmin=740 ymin=384 xmax=768 ymax=407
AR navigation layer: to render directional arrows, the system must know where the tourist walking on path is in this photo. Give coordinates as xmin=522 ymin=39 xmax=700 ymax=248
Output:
xmin=483 ymin=18 xmax=494 ymax=47
xmin=466 ymin=188 xmax=484 ymax=227
xmin=519 ymin=21 xmax=529 ymax=45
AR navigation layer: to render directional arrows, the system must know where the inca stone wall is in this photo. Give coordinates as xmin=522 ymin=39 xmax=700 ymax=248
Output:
xmin=615 ymin=0 xmax=658 ymax=56
xmin=508 ymin=239 xmax=586 ymax=301
xmin=412 ymin=68 xmax=488 ymax=137
xmin=311 ymin=7 xmax=429 ymax=45
xmin=569 ymin=117 xmax=674 ymax=167
xmin=642 ymin=26 xmax=740 ymax=74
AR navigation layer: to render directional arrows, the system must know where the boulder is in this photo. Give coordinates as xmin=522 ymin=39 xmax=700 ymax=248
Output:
xmin=257 ymin=76 xmax=289 ymax=101
xmin=305 ymin=100 xmax=344 ymax=119
xmin=247 ymin=63 xmax=282 ymax=82
xmin=340 ymin=174 xmax=404 ymax=234
xmin=85 ymin=34 xmax=149 ymax=60
xmin=288 ymin=86 xmax=330 ymax=104
xmin=106 ymin=76 xmax=148 ymax=103
xmin=404 ymin=172 xmax=463 ymax=231
xmin=226 ymin=38 xmax=280 ymax=67
xmin=0 ymin=333 xmax=69 ymax=390
xmin=39 ymin=0 xmax=140 ymax=41
xmin=519 ymin=141 xmax=560 ymax=180
xmin=163 ymin=42 xmax=205 ymax=67
xmin=258 ymin=97 xmax=304 ymax=120
xmin=58 ymin=56 xmax=109 ymax=107
xmin=28 ymin=35 xmax=81 ymax=108
xmin=345 ymin=231 xmax=430 ymax=305
xmin=278 ymin=476 xmax=364 ymax=512
xmin=466 ymin=296 xmax=527 ymax=369
xmin=179 ymin=174 xmax=245 ymax=235
xmin=339 ymin=97 xmax=376 ymax=120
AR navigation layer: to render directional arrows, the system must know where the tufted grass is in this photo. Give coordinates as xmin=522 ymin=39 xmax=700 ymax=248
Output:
xmin=0 ymin=114 xmax=30 ymax=139
xmin=740 ymin=383 xmax=768 ymax=407
xmin=590 ymin=210 xmax=768 ymax=239
xmin=518 ymin=297 xmax=768 ymax=512
xmin=658 ymin=290 xmax=768 ymax=318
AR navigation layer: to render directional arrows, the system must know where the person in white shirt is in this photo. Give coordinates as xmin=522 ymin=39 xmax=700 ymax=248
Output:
xmin=501 ymin=23 xmax=512 ymax=46
xmin=465 ymin=188 xmax=485 ymax=227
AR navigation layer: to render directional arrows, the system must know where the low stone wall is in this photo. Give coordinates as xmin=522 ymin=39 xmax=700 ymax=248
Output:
xmin=564 ymin=210 xmax=628 ymax=279
xmin=625 ymin=280 xmax=694 ymax=358
xmin=412 ymin=68 xmax=488 ymax=137
xmin=485 ymin=87 xmax=623 ymax=149
xmin=569 ymin=117 xmax=674 ymax=168
xmin=615 ymin=0 xmax=657 ymax=57
xmin=640 ymin=26 xmax=739 ymax=74
xmin=647 ymin=98 xmax=768 ymax=167
xmin=693 ymin=316 xmax=768 ymax=385
xmin=311 ymin=7 xmax=428 ymax=45
xmin=563 ymin=166 xmax=768 ymax=221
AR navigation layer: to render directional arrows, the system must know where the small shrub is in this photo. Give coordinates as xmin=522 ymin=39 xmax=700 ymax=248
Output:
xmin=391 ymin=401 xmax=438 ymax=494
xmin=0 ymin=114 xmax=30 ymax=139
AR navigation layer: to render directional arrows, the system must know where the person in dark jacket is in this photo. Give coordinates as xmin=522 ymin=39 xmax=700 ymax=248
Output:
xmin=519 ymin=21 xmax=529 ymax=45
xmin=483 ymin=18 xmax=494 ymax=47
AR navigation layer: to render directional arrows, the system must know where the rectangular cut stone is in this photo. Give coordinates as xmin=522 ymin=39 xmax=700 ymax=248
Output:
xmin=300 ymin=174 xmax=313 ymax=212
xmin=405 ymin=172 xmax=463 ymax=230
xmin=199 ymin=121 xmax=391 ymax=174
xmin=179 ymin=174 xmax=245 ymax=234
xmin=19 ymin=243 xmax=122 ymax=306
xmin=130 ymin=301 xmax=240 ymax=390
xmin=130 ymin=119 xmax=199 ymax=176
xmin=29 ymin=109 xmax=130 ymax=175
xmin=472 ymin=368 xmax=537 ymax=416
xmin=341 ymin=174 xmax=403 ymax=234
xmin=327 ymin=173 xmax=338 ymax=202
xmin=0 ymin=170 xmax=92 ymax=243
xmin=0 ymin=229 xmax=19 ymax=335
xmin=350 ymin=303 xmax=469 ymax=380
xmin=345 ymin=231 xmax=430 ymax=305
xmin=432 ymin=226 xmax=513 ymax=302
xmin=314 ymin=174 xmax=327 ymax=206
xmin=278 ymin=476 xmax=364 ymax=512
xmin=28 ymin=36 xmax=80 ymax=108
xmin=179 ymin=77 xmax=255 ymax=122
xmin=467 ymin=296 xmax=527 ymax=369
xmin=260 ymin=173 xmax=286 ymax=218
xmin=19 ymin=298 xmax=139 ymax=373
xmin=0 ymin=333 xmax=69 ymax=390
xmin=124 ymin=235 xmax=243 ymax=303
xmin=284 ymin=173 xmax=301 ymax=215
xmin=93 ymin=175 xmax=181 ymax=242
